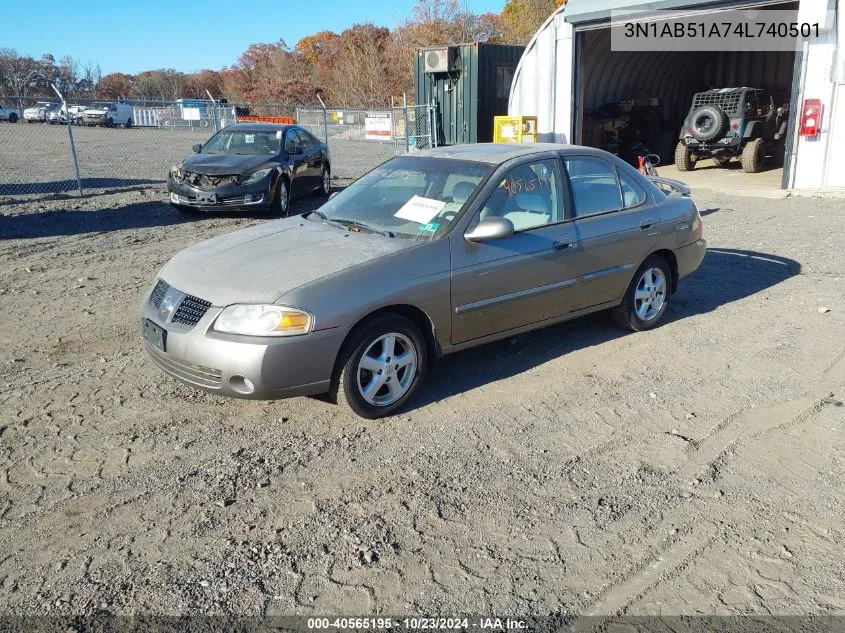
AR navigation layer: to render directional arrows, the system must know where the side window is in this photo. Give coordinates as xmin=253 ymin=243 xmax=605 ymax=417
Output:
xmin=563 ymin=156 xmax=622 ymax=218
xmin=478 ymin=159 xmax=562 ymax=232
xmin=618 ymin=170 xmax=647 ymax=208
xmin=285 ymin=129 xmax=301 ymax=154
xmin=298 ymin=129 xmax=314 ymax=150
xmin=302 ymin=130 xmax=321 ymax=147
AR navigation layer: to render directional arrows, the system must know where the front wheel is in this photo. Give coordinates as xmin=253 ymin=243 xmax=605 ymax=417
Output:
xmin=8 ymin=113 xmax=17 ymax=123
xmin=674 ymin=141 xmax=695 ymax=171
xmin=333 ymin=314 xmax=427 ymax=419
xmin=612 ymin=256 xmax=672 ymax=332
xmin=741 ymin=138 xmax=765 ymax=173
xmin=125 ymin=118 xmax=132 ymax=129
xmin=269 ymin=177 xmax=290 ymax=216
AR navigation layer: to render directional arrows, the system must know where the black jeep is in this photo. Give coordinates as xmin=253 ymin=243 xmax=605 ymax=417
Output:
xmin=675 ymin=88 xmax=789 ymax=173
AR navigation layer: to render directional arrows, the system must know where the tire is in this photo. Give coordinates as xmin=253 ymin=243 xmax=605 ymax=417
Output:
xmin=125 ymin=118 xmax=132 ymax=129
xmin=612 ymin=255 xmax=672 ymax=332
xmin=712 ymin=154 xmax=731 ymax=167
xmin=8 ymin=113 xmax=17 ymax=123
xmin=741 ymin=138 xmax=765 ymax=173
xmin=319 ymin=165 xmax=331 ymax=197
xmin=332 ymin=314 xmax=427 ymax=419
xmin=269 ymin=176 xmax=290 ymax=217
xmin=674 ymin=141 xmax=695 ymax=171
xmin=690 ymin=106 xmax=728 ymax=142
xmin=106 ymin=118 xmax=114 ymax=128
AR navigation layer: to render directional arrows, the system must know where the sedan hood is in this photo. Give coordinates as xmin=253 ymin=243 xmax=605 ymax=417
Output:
xmin=158 ymin=217 xmax=418 ymax=306
xmin=181 ymin=153 xmax=274 ymax=176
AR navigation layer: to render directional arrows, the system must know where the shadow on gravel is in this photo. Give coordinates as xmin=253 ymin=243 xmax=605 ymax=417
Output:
xmin=415 ymin=248 xmax=800 ymax=408
xmin=0 ymin=193 xmax=334 ymax=240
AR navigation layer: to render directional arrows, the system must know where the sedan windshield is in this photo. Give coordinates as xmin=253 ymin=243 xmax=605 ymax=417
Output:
xmin=202 ymin=131 xmax=281 ymax=156
xmin=314 ymin=156 xmax=492 ymax=240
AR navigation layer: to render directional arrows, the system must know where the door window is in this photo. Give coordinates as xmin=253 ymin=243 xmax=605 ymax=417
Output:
xmin=478 ymin=159 xmax=562 ymax=232
xmin=285 ymin=129 xmax=302 ymax=154
xmin=618 ymin=170 xmax=647 ymax=208
xmin=563 ymin=156 xmax=622 ymax=218
xmin=298 ymin=129 xmax=315 ymax=150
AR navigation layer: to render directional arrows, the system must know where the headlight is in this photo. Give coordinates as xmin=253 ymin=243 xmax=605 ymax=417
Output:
xmin=213 ymin=305 xmax=313 ymax=337
xmin=242 ymin=168 xmax=274 ymax=185
xmin=170 ymin=164 xmax=183 ymax=180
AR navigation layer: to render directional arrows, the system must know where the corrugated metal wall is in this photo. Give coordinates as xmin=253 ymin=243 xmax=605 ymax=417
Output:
xmin=580 ymin=27 xmax=796 ymax=119
xmin=415 ymin=44 xmax=524 ymax=145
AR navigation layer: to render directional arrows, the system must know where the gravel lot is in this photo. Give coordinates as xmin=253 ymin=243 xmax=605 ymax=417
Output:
xmin=0 ymin=122 xmax=395 ymax=198
xmin=0 ymin=183 xmax=843 ymax=617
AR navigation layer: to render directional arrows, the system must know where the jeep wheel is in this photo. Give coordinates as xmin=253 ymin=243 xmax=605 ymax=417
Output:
xmin=741 ymin=138 xmax=765 ymax=173
xmin=674 ymin=141 xmax=695 ymax=171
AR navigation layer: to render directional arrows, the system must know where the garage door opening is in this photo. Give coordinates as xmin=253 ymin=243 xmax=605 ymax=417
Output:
xmin=574 ymin=2 xmax=798 ymax=190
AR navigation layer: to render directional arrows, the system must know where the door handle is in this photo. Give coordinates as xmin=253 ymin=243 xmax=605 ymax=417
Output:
xmin=553 ymin=241 xmax=575 ymax=252
xmin=639 ymin=220 xmax=655 ymax=231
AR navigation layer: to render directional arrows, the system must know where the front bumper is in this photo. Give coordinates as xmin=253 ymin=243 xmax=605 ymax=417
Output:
xmin=167 ymin=174 xmax=274 ymax=211
xmin=139 ymin=285 xmax=349 ymax=400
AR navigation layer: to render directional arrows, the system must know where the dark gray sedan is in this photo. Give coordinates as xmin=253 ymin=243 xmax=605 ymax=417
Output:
xmin=142 ymin=143 xmax=706 ymax=418
xmin=167 ymin=123 xmax=330 ymax=214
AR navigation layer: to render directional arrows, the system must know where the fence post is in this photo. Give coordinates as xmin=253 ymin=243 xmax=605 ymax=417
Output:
xmin=51 ymin=84 xmax=83 ymax=197
xmin=316 ymin=92 xmax=328 ymax=144
xmin=403 ymin=93 xmax=410 ymax=154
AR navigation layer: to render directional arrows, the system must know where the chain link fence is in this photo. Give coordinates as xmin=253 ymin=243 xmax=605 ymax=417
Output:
xmin=0 ymin=97 xmax=438 ymax=204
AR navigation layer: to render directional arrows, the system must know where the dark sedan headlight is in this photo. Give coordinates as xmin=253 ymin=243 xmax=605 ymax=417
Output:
xmin=213 ymin=305 xmax=313 ymax=337
xmin=242 ymin=168 xmax=274 ymax=185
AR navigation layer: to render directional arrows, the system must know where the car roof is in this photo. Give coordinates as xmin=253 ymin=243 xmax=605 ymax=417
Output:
xmin=223 ymin=122 xmax=294 ymax=133
xmin=416 ymin=142 xmax=608 ymax=165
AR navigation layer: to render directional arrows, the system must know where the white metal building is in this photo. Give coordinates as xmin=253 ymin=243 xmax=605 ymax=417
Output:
xmin=508 ymin=0 xmax=845 ymax=190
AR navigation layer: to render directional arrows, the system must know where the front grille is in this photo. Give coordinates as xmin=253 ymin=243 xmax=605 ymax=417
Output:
xmin=150 ymin=279 xmax=168 ymax=309
xmin=692 ymin=90 xmax=743 ymax=114
xmin=172 ymin=294 xmax=212 ymax=326
xmin=183 ymin=172 xmax=239 ymax=188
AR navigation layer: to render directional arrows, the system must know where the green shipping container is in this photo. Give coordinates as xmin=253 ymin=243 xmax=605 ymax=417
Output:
xmin=415 ymin=43 xmax=525 ymax=146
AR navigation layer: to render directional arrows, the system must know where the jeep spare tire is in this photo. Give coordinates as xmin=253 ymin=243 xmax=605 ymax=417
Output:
xmin=690 ymin=106 xmax=728 ymax=142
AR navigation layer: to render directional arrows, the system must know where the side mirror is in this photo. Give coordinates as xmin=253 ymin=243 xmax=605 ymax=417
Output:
xmin=465 ymin=217 xmax=514 ymax=243
xmin=192 ymin=143 xmax=202 ymax=153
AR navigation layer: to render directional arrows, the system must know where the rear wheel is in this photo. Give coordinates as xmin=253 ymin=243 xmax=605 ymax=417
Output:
xmin=320 ymin=165 xmax=331 ymax=197
xmin=332 ymin=314 xmax=427 ymax=419
xmin=8 ymin=113 xmax=17 ymax=123
xmin=612 ymin=255 xmax=672 ymax=332
xmin=741 ymin=138 xmax=765 ymax=173
xmin=125 ymin=118 xmax=132 ymax=129
xmin=674 ymin=141 xmax=695 ymax=171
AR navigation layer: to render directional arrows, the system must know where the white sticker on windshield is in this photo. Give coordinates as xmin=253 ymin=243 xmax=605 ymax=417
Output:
xmin=245 ymin=134 xmax=255 ymax=144
xmin=275 ymin=130 xmax=283 ymax=139
xmin=394 ymin=195 xmax=446 ymax=224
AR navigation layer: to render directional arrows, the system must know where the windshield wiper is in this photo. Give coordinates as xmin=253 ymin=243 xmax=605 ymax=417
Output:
xmin=332 ymin=218 xmax=395 ymax=238
xmin=309 ymin=212 xmax=394 ymax=238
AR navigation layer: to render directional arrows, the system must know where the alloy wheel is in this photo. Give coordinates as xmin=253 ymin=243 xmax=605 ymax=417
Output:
xmin=356 ymin=333 xmax=417 ymax=406
xmin=634 ymin=267 xmax=667 ymax=321
xmin=322 ymin=168 xmax=331 ymax=195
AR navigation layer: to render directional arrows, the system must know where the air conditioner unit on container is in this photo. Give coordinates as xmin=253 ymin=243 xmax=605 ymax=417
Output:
xmin=423 ymin=47 xmax=460 ymax=73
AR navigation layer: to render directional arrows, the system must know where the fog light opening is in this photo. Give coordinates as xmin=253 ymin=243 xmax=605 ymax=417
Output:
xmin=244 ymin=193 xmax=264 ymax=204
xmin=170 ymin=192 xmax=179 ymax=204
xmin=229 ymin=375 xmax=255 ymax=394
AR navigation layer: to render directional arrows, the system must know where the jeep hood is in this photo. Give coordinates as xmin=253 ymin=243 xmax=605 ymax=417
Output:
xmin=158 ymin=217 xmax=417 ymax=306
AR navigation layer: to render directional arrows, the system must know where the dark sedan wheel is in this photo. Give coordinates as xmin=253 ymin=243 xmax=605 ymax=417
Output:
xmin=334 ymin=314 xmax=427 ymax=419
xmin=270 ymin=177 xmax=291 ymax=216
xmin=612 ymin=255 xmax=672 ymax=332
xmin=320 ymin=166 xmax=331 ymax=197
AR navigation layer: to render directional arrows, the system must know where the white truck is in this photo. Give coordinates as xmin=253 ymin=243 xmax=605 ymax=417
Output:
xmin=23 ymin=101 xmax=60 ymax=123
xmin=0 ymin=103 xmax=21 ymax=123
xmin=83 ymin=102 xmax=134 ymax=128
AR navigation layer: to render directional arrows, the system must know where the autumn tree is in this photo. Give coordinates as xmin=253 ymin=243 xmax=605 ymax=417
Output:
xmin=185 ymin=69 xmax=224 ymax=99
xmin=97 ymin=72 xmax=133 ymax=99
xmin=498 ymin=0 xmax=560 ymax=45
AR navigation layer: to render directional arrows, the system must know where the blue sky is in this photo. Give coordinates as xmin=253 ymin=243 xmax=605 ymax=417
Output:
xmin=4 ymin=0 xmax=505 ymax=75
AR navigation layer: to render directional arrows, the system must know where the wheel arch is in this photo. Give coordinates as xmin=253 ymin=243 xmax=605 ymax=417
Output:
xmin=333 ymin=304 xmax=440 ymax=378
xmin=649 ymin=248 xmax=679 ymax=293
